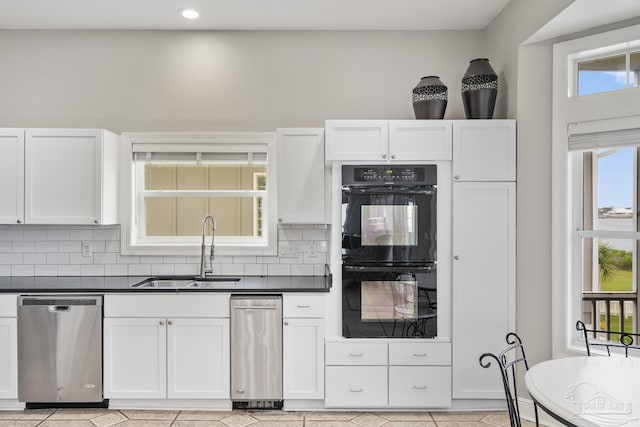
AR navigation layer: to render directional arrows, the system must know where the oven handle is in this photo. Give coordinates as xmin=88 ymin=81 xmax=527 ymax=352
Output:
xmin=344 ymin=187 xmax=436 ymax=196
xmin=343 ymin=264 xmax=436 ymax=273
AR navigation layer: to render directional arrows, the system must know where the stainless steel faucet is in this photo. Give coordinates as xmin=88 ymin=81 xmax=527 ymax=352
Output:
xmin=199 ymin=215 xmax=216 ymax=278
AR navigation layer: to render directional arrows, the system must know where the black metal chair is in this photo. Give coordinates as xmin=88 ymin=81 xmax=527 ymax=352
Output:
xmin=576 ymin=320 xmax=640 ymax=357
xmin=479 ymin=332 xmax=539 ymax=427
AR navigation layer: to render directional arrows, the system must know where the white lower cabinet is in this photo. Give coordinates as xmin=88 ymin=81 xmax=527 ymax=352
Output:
xmin=325 ymin=340 xmax=451 ymax=409
xmin=103 ymin=294 xmax=230 ymax=401
xmin=0 ymin=295 xmax=17 ymax=401
xmin=0 ymin=318 xmax=17 ymax=399
xmin=325 ymin=366 xmax=387 ymax=408
xmin=283 ymin=294 xmax=325 ymax=401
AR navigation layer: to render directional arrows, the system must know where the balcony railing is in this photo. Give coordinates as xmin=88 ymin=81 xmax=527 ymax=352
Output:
xmin=582 ymin=292 xmax=636 ymax=340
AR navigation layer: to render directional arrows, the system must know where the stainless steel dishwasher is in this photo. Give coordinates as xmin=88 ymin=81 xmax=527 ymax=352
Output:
xmin=17 ymin=295 xmax=103 ymax=404
xmin=230 ymin=295 xmax=282 ymax=406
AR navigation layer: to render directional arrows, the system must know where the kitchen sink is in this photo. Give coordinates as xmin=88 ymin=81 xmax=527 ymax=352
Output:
xmin=130 ymin=276 xmax=241 ymax=289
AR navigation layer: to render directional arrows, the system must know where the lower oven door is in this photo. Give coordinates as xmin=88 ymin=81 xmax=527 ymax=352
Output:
xmin=342 ymin=265 xmax=436 ymax=338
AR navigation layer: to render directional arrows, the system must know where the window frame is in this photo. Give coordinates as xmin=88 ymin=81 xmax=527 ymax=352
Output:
xmin=553 ymin=24 xmax=640 ymax=357
xmin=120 ymin=132 xmax=278 ymax=256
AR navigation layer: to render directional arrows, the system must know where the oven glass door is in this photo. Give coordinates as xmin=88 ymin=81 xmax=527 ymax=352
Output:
xmin=342 ymin=187 xmax=436 ymax=265
xmin=342 ymin=266 xmax=436 ymax=338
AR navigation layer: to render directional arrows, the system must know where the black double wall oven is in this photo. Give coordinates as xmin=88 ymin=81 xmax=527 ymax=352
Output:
xmin=342 ymin=165 xmax=437 ymax=338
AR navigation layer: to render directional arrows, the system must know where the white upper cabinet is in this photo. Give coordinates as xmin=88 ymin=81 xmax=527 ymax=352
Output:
xmin=25 ymin=129 xmax=119 ymax=225
xmin=325 ymin=120 xmax=452 ymax=162
xmin=0 ymin=130 xmax=24 ymax=225
xmin=452 ymin=120 xmax=516 ymax=182
xmin=277 ymin=128 xmax=326 ymax=224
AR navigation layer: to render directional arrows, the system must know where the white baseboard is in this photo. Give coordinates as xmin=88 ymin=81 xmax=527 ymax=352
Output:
xmin=519 ymin=397 xmax=564 ymax=427
xmin=107 ymin=399 xmax=232 ymax=411
xmin=0 ymin=400 xmax=25 ymax=410
xmin=283 ymin=400 xmax=325 ymax=411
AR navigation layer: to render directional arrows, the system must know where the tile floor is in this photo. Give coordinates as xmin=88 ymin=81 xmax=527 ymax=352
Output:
xmin=0 ymin=409 xmax=537 ymax=427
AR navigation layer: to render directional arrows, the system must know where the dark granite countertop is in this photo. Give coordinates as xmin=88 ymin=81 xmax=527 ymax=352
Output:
xmin=0 ymin=274 xmax=331 ymax=293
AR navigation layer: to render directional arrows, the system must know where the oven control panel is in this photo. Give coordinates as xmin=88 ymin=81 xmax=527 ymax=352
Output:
xmin=343 ymin=165 xmax=436 ymax=185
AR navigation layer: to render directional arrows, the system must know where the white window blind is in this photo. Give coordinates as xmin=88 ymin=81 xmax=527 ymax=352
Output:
xmin=569 ymin=127 xmax=640 ymax=151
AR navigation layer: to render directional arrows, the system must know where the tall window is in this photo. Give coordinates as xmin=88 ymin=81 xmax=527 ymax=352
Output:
xmin=572 ymin=144 xmax=638 ymax=339
xmin=553 ymin=24 xmax=640 ymax=356
xmin=121 ymin=133 xmax=277 ymax=256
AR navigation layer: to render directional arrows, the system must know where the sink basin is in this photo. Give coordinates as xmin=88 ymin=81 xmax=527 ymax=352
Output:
xmin=130 ymin=276 xmax=241 ymax=289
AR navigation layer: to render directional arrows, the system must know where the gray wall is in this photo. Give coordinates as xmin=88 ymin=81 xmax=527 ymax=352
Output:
xmin=0 ymin=30 xmax=483 ymax=131
xmin=482 ymin=0 xmax=573 ymax=371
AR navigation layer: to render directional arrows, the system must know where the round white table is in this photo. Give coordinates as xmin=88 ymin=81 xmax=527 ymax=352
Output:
xmin=525 ymin=356 xmax=640 ymax=427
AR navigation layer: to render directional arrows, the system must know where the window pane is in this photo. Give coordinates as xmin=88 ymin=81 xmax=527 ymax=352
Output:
xmin=595 ymin=147 xmax=634 ymax=231
xmin=630 ymin=51 xmax=640 ymax=88
xmin=145 ymin=164 xmax=267 ymax=191
xmin=144 ymin=196 xmax=264 ymax=237
xmin=578 ymin=54 xmax=627 ymax=96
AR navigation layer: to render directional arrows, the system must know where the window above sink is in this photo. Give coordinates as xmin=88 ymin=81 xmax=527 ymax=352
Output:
xmin=120 ymin=132 xmax=277 ymax=256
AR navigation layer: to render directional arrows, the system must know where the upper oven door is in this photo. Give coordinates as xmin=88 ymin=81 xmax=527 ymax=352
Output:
xmin=342 ymin=186 xmax=436 ymax=265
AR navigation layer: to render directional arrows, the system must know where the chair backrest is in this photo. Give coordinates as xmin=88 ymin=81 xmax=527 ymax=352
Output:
xmin=479 ymin=332 xmax=539 ymax=427
xmin=576 ymin=320 xmax=640 ymax=357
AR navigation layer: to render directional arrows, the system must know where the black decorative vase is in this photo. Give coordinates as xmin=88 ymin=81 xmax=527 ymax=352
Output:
xmin=412 ymin=76 xmax=447 ymax=119
xmin=461 ymin=58 xmax=497 ymax=119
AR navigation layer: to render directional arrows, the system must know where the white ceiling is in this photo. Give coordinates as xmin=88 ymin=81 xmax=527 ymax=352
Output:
xmin=0 ymin=0 xmax=512 ymax=31
xmin=526 ymin=0 xmax=640 ymax=44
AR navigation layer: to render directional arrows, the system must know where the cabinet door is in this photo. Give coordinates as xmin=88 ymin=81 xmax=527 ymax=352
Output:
xmin=283 ymin=317 xmax=324 ymax=399
xmin=389 ymin=120 xmax=452 ymax=161
xmin=325 ymin=120 xmax=388 ymax=161
xmin=0 ymin=130 xmax=24 ymax=225
xmin=0 ymin=318 xmax=17 ymax=399
xmin=325 ymin=366 xmax=387 ymax=408
xmin=388 ymin=366 xmax=451 ymax=408
xmin=277 ymin=128 xmax=326 ymax=224
xmin=167 ymin=318 xmax=230 ymax=399
xmin=452 ymin=182 xmax=515 ymax=399
xmin=25 ymin=129 xmax=101 ymax=224
xmin=452 ymin=120 xmax=516 ymax=181
xmin=104 ymin=318 xmax=167 ymax=399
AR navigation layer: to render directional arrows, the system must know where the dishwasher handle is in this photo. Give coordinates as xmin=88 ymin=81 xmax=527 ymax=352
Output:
xmin=18 ymin=296 xmax=102 ymax=307
xmin=47 ymin=305 xmax=71 ymax=312
xmin=232 ymin=305 xmax=279 ymax=310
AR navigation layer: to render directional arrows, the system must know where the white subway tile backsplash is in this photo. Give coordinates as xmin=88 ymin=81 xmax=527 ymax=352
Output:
xmin=35 ymin=242 xmax=58 ymax=253
xmin=12 ymin=242 xmax=35 ymax=253
xmin=58 ymin=265 xmax=82 ymax=276
xmin=59 ymin=241 xmax=82 ymax=253
xmin=220 ymin=264 xmax=245 ymax=276
xmin=104 ymin=264 xmax=128 ymax=276
xmin=314 ymin=264 xmax=328 ymax=276
xmin=46 ymin=230 xmax=70 ymax=241
xmin=47 ymin=253 xmax=70 ymax=265
xmin=302 ymin=229 xmax=326 ymax=240
xmin=69 ymin=230 xmax=94 ymax=241
xmin=82 ymin=265 xmax=105 ymax=276
xmin=268 ymin=264 xmax=291 ymax=276
xmin=12 ymin=265 xmax=34 ymax=276
xmin=35 ymin=265 xmax=57 ymax=276
xmin=128 ymin=264 xmax=151 ymax=276
xmin=24 ymin=253 xmax=46 ymax=264
xmin=0 ymin=224 xmax=329 ymax=277
xmin=151 ymin=264 xmax=174 ymax=276
xmin=244 ymin=263 xmax=267 ymax=276
xmin=0 ymin=254 xmax=23 ymax=264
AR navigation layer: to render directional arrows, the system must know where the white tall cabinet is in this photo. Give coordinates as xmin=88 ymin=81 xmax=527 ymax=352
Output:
xmin=451 ymin=120 xmax=516 ymax=399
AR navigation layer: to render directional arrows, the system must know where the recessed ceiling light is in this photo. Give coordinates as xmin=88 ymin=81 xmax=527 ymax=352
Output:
xmin=180 ymin=9 xmax=200 ymax=19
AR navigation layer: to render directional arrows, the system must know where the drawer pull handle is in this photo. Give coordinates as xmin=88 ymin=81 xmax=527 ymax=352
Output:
xmin=414 ymin=353 xmax=427 ymax=357
xmin=349 ymin=353 xmax=364 ymax=357
xmin=297 ymin=305 xmax=311 ymax=308
xmin=349 ymin=388 xmax=363 ymax=393
xmin=413 ymin=385 xmax=427 ymax=390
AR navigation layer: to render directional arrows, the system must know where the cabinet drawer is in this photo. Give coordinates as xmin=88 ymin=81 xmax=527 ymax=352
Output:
xmin=104 ymin=294 xmax=230 ymax=318
xmin=389 ymin=342 xmax=451 ymax=366
xmin=325 ymin=341 xmax=387 ymax=365
xmin=389 ymin=366 xmax=451 ymax=408
xmin=0 ymin=295 xmax=17 ymax=317
xmin=283 ymin=294 xmax=325 ymax=318
xmin=325 ymin=366 xmax=387 ymax=408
